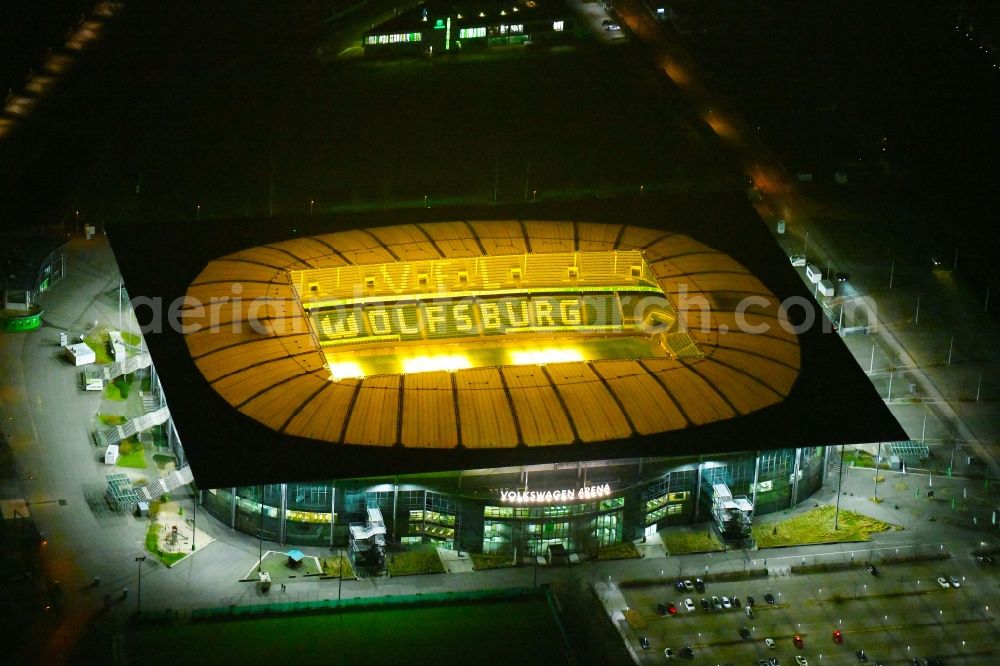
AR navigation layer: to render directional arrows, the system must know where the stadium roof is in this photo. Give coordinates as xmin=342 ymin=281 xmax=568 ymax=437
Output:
xmin=109 ymin=194 xmax=905 ymax=488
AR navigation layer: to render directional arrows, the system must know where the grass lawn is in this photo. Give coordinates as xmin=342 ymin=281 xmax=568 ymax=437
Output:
xmin=125 ymin=596 xmax=568 ymax=666
xmin=597 ymin=542 xmax=641 ymax=560
xmin=116 ymin=439 xmax=146 ymax=469
xmin=145 ymin=521 xmax=187 ymax=567
xmin=256 ymin=551 xmax=322 ymax=579
xmin=103 ymin=379 xmax=127 ymax=401
xmin=386 ymin=549 xmax=445 ymax=576
xmin=660 ymin=528 xmax=725 ymax=554
xmin=319 ymin=554 xmax=354 ymax=578
xmin=849 ymin=449 xmax=891 ymax=469
xmin=98 ymin=413 xmax=126 ymax=427
xmin=471 ymin=553 xmax=514 ymax=571
xmin=84 ymin=334 xmax=112 ymax=364
xmin=752 ymin=505 xmax=899 ymax=548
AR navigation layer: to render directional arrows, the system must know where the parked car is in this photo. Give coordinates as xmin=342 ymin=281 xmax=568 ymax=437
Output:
xmin=680 ymin=646 xmax=694 ymax=659
xmin=796 ymin=657 xmax=809 ymax=666
xmin=675 ymin=580 xmax=686 ymax=592
xmin=721 ymin=596 xmax=732 ymax=609
xmin=667 ymin=602 xmax=678 ymax=615
xmin=833 ymin=629 xmax=844 ymax=643
xmin=740 ymin=626 xmax=752 ymax=640
xmin=856 ymin=649 xmax=869 ymax=663
xmin=656 ymin=602 xmax=668 ymax=616
xmin=731 ymin=595 xmax=741 ymax=608
xmin=867 ymin=565 xmax=878 ymax=576
xmin=790 ymin=254 xmax=807 ymax=267
xmin=683 ymin=598 xmax=696 ymax=612
xmin=976 ymin=554 xmax=995 ymax=566
xmin=664 ymin=647 xmax=675 ymax=659
xmin=936 ymin=577 xmax=950 ymax=588
xmin=700 ymin=598 xmax=709 ymax=611
xmin=764 ymin=593 xmax=776 ymax=605
xmin=747 ymin=595 xmax=756 ymax=607
xmin=683 ymin=579 xmax=694 ymax=592
xmin=745 ymin=605 xmax=754 ymax=618
xmin=793 ymin=634 xmax=804 ymax=648
xmin=711 ymin=596 xmax=722 ymax=610
xmin=948 ymin=576 xmax=961 ymax=588
xmin=694 ymin=577 xmax=705 ymax=592
xmin=640 ymin=636 xmax=650 ymax=649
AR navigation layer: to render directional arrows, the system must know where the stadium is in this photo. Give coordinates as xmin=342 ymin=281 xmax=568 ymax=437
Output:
xmin=109 ymin=196 xmax=904 ymax=568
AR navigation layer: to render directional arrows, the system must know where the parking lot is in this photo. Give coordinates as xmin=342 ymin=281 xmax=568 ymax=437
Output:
xmin=621 ymin=555 xmax=999 ymax=664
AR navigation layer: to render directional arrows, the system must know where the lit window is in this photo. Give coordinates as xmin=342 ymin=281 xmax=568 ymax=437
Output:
xmin=553 ymin=20 xmax=564 ymax=31
xmin=459 ymin=26 xmax=486 ymax=39
xmin=371 ymin=32 xmax=422 ymax=45
xmin=511 ymin=24 xmax=523 ymax=33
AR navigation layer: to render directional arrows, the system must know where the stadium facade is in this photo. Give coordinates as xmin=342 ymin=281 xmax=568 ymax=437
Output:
xmin=110 ymin=197 xmax=905 ymax=564
xmin=199 ymin=449 xmax=829 ymax=558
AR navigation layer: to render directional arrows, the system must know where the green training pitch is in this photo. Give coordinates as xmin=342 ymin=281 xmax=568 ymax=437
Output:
xmin=126 ymin=596 xmax=569 ymax=665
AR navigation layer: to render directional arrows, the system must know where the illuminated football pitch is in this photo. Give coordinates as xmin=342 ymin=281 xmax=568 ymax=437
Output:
xmin=325 ymin=335 xmax=663 ymax=378
xmin=125 ymin=596 xmax=569 ymax=665
xmin=293 ymin=250 xmax=699 ymax=379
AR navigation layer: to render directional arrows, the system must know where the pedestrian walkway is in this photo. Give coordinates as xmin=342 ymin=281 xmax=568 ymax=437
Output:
xmin=438 ymin=548 xmax=475 ymax=574
xmin=636 ymin=531 xmax=667 ymax=559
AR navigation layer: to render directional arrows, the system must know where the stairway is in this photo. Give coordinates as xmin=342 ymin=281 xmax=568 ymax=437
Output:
xmin=139 ymin=465 xmax=194 ymax=502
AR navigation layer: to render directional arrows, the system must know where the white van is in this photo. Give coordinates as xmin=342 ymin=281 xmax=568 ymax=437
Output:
xmin=805 ymin=264 xmax=822 ymax=284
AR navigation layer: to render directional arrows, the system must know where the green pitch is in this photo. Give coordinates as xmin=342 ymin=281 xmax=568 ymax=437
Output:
xmin=126 ymin=596 xmax=569 ymax=665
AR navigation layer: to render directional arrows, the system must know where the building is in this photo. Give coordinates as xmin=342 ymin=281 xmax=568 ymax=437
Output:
xmin=109 ymin=196 xmax=904 ymax=562
xmin=1 ymin=232 xmax=66 ymax=331
xmin=362 ymin=0 xmax=575 ymax=57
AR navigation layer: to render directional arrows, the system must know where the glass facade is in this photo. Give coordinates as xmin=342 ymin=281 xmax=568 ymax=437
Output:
xmin=285 ymin=482 xmax=333 ymax=546
xmin=199 ymin=447 xmax=833 ymax=553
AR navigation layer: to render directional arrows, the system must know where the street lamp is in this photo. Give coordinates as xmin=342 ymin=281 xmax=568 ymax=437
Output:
xmin=196 ymin=204 xmax=201 ymax=221
xmin=310 ymin=199 xmax=315 ymax=215
xmin=135 ymin=555 xmax=146 ymax=614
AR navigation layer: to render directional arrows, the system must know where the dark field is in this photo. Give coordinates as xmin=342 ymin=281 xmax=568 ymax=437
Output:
xmin=675 ymin=0 xmax=1000 ymax=287
xmin=1 ymin=0 xmax=737 ymax=230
